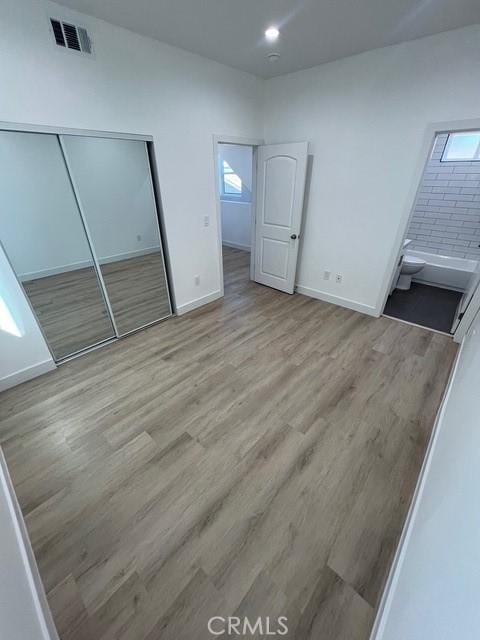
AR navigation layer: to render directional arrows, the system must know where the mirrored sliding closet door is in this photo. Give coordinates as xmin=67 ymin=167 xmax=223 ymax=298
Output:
xmin=0 ymin=129 xmax=172 ymax=362
xmin=0 ymin=131 xmax=115 ymax=360
xmin=60 ymin=136 xmax=172 ymax=336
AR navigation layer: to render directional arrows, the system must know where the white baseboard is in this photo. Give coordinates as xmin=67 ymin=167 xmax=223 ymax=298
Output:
xmin=295 ymin=284 xmax=378 ymax=317
xmin=99 ymin=247 xmax=159 ymax=266
xmin=19 ymin=247 xmax=159 ymax=282
xmin=0 ymin=359 xmax=56 ymax=393
xmin=19 ymin=260 xmax=92 ymax=281
xmin=0 ymin=449 xmax=59 ymax=639
xmin=176 ymin=290 xmax=223 ymax=316
xmin=222 ymin=241 xmax=251 ymax=252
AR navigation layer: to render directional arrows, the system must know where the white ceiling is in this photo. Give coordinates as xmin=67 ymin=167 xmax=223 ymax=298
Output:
xmin=53 ymin=0 xmax=480 ymax=78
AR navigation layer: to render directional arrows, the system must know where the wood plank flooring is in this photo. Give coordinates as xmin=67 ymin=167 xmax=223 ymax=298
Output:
xmin=22 ymin=253 xmax=171 ymax=360
xmin=0 ymin=246 xmax=458 ymax=639
xmin=101 ymin=252 xmax=171 ymax=335
xmin=23 ymin=265 xmax=114 ymax=360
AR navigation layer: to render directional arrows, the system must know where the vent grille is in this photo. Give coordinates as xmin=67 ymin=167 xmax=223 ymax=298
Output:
xmin=50 ymin=18 xmax=92 ymax=54
xmin=77 ymin=27 xmax=92 ymax=54
xmin=63 ymin=23 xmax=81 ymax=51
xmin=51 ymin=19 xmax=65 ymax=47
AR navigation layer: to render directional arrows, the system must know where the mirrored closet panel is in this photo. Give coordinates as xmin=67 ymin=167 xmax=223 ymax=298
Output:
xmin=60 ymin=136 xmax=171 ymax=336
xmin=0 ymin=128 xmax=172 ymax=362
xmin=0 ymin=131 xmax=115 ymax=360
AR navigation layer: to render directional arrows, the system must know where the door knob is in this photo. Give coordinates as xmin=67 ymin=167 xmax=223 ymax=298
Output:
xmin=290 ymin=234 xmax=297 ymax=240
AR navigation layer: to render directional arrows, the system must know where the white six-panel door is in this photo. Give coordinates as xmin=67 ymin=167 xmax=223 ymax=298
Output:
xmin=254 ymin=142 xmax=308 ymax=294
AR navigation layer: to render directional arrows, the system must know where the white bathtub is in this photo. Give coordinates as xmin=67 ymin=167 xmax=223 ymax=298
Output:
xmin=407 ymin=250 xmax=478 ymax=291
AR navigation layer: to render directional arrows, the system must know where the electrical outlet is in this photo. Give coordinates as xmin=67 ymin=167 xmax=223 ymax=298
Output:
xmin=204 ymin=215 xmax=210 ymax=227
xmin=335 ymin=274 xmax=342 ymax=284
xmin=194 ymin=275 xmax=200 ymax=286
xmin=136 ymin=234 xmax=142 ymax=241
xmin=323 ymin=270 xmax=331 ymax=281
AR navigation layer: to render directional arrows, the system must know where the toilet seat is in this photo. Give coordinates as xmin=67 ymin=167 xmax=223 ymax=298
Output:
xmin=403 ymin=255 xmax=426 ymax=267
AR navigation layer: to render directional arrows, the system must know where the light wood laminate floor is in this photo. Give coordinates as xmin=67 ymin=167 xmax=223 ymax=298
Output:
xmin=101 ymin=252 xmax=171 ymax=335
xmin=23 ymin=265 xmax=114 ymax=360
xmin=23 ymin=253 xmax=171 ymax=360
xmin=0 ymin=247 xmax=457 ymax=640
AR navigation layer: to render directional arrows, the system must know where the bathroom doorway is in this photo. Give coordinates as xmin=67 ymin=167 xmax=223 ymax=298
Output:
xmin=383 ymin=128 xmax=480 ymax=335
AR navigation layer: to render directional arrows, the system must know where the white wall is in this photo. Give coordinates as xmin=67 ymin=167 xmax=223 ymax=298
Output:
xmin=0 ymin=130 xmax=93 ymax=281
xmin=61 ymin=136 xmax=162 ymax=263
xmin=0 ymin=0 xmax=262 ymax=308
xmin=0 ymin=451 xmax=58 ymax=640
xmin=219 ymin=143 xmax=253 ymax=250
xmin=220 ymin=201 xmax=252 ymax=251
xmin=0 ymin=132 xmax=164 ymax=281
xmin=373 ymin=309 xmax=480 ymax=640
xmin=219 ymin=143 xmax=254 ymax=193
xmin=0 ymin=0 xmax=262 ymax=385
xmin=264 ymin=25 xmax=480 ymax=315
xmin=0 ymin=246 xmax=55 ymax=392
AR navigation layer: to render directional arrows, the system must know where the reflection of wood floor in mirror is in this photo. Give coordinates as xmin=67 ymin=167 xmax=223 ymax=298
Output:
xmin=23 ymin=265 xmax=114 ymax=360
xmin=23 ymin=253 xmax=171 ymax=359
xmin=101 ymin=253 xmax=171 ymax=335
xmin=0 ymin=247 xmax=457 ymax=640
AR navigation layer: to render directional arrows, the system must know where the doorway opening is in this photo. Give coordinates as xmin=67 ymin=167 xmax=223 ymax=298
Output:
xmin=383 ymin=129 xmax=480 ymax=337
xmin=216 ymin=141 xmax=255 ymax=296
xmin=214 ymin=137 xmax=309 ymax=299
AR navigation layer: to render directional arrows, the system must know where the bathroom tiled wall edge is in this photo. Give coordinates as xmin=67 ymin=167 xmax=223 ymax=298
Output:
xmin=407 ymin=133 xmax=480 ymax=260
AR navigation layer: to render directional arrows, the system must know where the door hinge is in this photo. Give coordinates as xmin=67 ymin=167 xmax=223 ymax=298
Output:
xmin=458 ymin=312 xmax=465 ymax=321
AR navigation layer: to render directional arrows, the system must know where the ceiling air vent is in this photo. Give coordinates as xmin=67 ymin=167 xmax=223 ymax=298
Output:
xmin=50 ymin=19 xmax=92 ymax=54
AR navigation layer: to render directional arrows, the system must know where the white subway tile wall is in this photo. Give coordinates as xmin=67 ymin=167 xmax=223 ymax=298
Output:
xmin=407 ymin=133 xmax=480 ymax=259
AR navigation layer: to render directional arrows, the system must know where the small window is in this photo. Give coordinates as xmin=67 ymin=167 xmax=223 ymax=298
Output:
xmin=220 ymin=160 xmax=249 ymax=201
xmin=442 ymin=131 xmax=480 ymax=162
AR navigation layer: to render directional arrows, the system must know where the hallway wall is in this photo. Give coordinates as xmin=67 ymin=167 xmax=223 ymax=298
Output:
xmin=264 ymin=25 xmax=480 ymax=315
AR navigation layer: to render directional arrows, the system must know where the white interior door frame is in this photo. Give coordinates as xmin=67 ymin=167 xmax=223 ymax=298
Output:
xmin=212 ymin=134 xmax=264 ymax=296
xmin=453 ymin=279 xmax=480 ymax=343
xmin=378 ymin=117 xmax=480 ymax=318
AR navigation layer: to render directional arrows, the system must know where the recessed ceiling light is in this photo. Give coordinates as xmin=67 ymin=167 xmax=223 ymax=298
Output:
xmin=265 ymin=27 xmax=280 ymax=42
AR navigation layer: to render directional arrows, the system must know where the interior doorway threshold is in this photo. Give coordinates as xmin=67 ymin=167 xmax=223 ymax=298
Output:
xmin=382 ymin=313 xmax=452 ymax=337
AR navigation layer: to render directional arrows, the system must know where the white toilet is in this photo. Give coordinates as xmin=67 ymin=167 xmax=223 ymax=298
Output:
xmin=396 ymin=254 xmax=426 ymax=290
